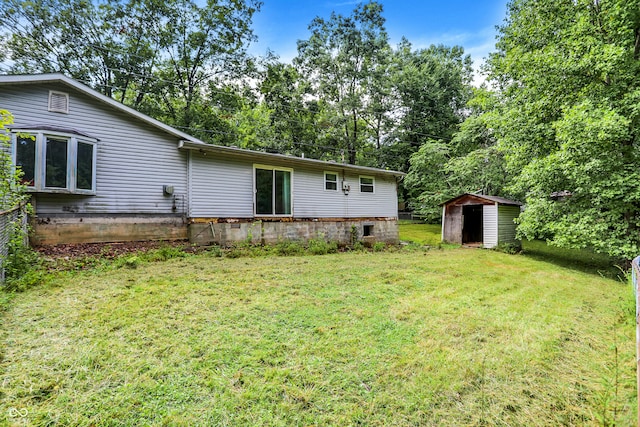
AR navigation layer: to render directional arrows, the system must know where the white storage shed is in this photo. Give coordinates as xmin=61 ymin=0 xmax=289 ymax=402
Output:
xmin=441 ymin=193 xmax=522 ymax=248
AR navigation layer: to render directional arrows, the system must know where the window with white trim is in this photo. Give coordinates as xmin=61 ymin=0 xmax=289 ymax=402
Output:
xmin=359 ymin=176 xmax=374 ymax=193
xmin=254 ymin=165 xmax=292 ymax=216
xmin=13 ymin=131 xmax=97 ymax=194
xmin=324 ymin=172 xmax=338 ymax=191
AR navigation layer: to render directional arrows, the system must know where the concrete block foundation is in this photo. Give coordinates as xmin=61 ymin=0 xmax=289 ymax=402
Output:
xmin=31 ymin=215 xmax=187 ymax=245
xmin=188 ymin=218 xmax=399 ymax=247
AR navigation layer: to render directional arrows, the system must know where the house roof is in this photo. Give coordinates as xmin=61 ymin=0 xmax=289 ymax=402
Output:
xmin=441 ymin=193 xmax=522 ymax=206
xmin=178 ymin=140 xmax=405 ymax=178
xmin=0 ymin=73 xmax=405 ymax=178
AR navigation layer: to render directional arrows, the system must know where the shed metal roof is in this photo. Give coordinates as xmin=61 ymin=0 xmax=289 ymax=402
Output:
xmin=441 ymin=193 xmax=522 ymax=206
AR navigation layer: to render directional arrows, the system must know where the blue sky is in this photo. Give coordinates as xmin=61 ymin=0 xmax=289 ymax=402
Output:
xmin=249 ymin=0 xmax=509 ymax=83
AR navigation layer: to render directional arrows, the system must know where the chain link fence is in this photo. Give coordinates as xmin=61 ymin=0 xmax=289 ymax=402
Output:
xmin=0 ymin=202 xmax=28 ymax=283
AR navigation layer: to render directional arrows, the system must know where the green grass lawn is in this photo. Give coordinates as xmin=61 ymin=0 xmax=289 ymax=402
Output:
xmin=398 ymin=221 xmax=443 ymax=246
xmin=0 ymin=243 xmax=635 ymax=425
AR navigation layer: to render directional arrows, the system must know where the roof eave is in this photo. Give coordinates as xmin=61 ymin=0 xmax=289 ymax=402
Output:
xmin=178 ymin=140 xmax=406 ymax=177
xmin=441 ymin=193 xmax=522 ymax=206
xmin=0 ymin=73 xmax=204 ymax=144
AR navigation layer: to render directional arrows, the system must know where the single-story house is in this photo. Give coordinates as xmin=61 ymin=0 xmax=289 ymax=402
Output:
xmin=441 ymin=193 xmax=522 ymax=248
xmin=0 ymin=74 xmax=404 ymax=246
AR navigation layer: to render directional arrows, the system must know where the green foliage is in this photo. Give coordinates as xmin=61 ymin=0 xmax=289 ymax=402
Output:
xmin=307 ymin=238 xmax=338 ymax=255
xmin=485 ymin=0 xmax=640 ymax=260
xmin=207 ymin=245 xmax=223 ymax=258
xmin=372 ymin=241 xmax=386 ymax=252
xmin=350 ymin=225 xmax=359 ymax=247
xmin=380 ymin=41 xmax=473 ymax=172
xmin=120 ymin=255 xmax=140 ymax=269
xmin=351 ymin=241 xmax=365 ymax=252
xmin=494 ymin=242 xmax=522 ymax=255
xmin=145 ymin=245 xmax=188 ymax=262
xmin=404 ymin=142 xmax=452 ymax=221
xmin=0 ymin=110 xmax=28 ymax=210
xmin=0 ymin=109 xmax=36 ymax=292
xmin=295 ymin=2 xmax=390 ymax=165
xmin=274 ymin=241 xmax=305 ymax=256
xmin=2 ymin=224 xmax=45 ymax=292
xmin=404 ymin=87 xmax=515 ymax=222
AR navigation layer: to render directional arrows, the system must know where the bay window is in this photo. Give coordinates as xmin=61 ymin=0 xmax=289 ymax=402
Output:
xmin=13 ymin=130 xmax=97 ymax=194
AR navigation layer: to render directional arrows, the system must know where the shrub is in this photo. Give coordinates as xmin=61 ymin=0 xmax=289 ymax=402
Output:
xmin=145 ymin=245 xmax=187 ymax=262
xmin=116 ymin=255 xmax=141 ymax=269
xmin=207 ymin=245 xmax=223 ymax=258
xmin=4 ymin=269 xmax=50 ymax=293
xmin=308 ymin=238 xmax=338 ymax=255
xmin=351 ymin=241 xmax=365 ymax=252
xmin=3 ymin=218 xmax=44 ymax=292
xmin=495 ymin=242 xmax=522 ymax=255
xmin=372 ymin=242 xmax=386 ymax=252
xmin=275 ymin=241 xmax=305 ymax=256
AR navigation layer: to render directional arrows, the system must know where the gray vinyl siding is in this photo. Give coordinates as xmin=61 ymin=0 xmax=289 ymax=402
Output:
xmin=189 ymin=157 xmax=399 ymax=219
xmin=189 ymin=152 xmax=254 ymax=217
xmin=483 ymin=204 xmax=498 ymax=248
xmin=498 ymin=205 xmax=520 ymax=244
xmin=294 ymin=169 xmax=398 ymax=218
xmin=0 ymin=83 xmax=187 ymax=215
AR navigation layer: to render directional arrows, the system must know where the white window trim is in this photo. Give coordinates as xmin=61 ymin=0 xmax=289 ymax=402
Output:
xmin=12 ymin=130 xmax=97 ymax=195
xmin=48 ymin=90 xmax=70 ymax=114
xmin=359 ymin=175 xmax=375 ymax=194
xmin=253 ymin=164 xmax=294 ymax=217
xmin=324 ymin=171 xmax=338 ymax=192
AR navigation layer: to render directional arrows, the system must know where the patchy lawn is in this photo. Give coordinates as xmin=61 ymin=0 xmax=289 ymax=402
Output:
xmin=0 ymin=247 xmax=635 ymax=426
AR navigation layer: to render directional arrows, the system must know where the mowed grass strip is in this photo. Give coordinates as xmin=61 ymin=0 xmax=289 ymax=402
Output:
xmin=398 ymin=221 xmax=443 ymax=246
xmin=0 ymin=249 xmax=635 ymax=426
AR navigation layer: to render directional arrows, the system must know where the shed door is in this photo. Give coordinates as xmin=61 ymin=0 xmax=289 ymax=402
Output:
xmin=462 ymin=205 xmax=483 ymax=243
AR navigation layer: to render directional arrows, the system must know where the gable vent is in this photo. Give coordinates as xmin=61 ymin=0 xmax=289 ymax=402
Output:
xmin=48 ymin=90 xmax=69 ymax=114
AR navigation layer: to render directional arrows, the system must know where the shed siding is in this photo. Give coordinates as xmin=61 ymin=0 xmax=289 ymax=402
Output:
xmin=498 ymin=205 xmax=520 ymax=244
xmin=0 ymin=83 xmax=188 ymax=215
xmin=483 ymin=204 xmax=498 ymax=248
xmin=189 ymin=152 xmax=254 ymax=218
xmin=443 ymin=204 xmax=462 ymax=244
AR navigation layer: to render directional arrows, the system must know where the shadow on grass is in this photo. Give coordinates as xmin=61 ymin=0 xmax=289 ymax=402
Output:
xmin=521 ymin=240 xmax=626 ymax=281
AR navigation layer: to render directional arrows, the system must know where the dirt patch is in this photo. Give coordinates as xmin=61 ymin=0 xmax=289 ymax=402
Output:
xmin=35 ymin=240 xmax=191 ymax=260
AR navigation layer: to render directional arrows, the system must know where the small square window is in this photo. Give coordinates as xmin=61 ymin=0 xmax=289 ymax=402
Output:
xmin=363 ymin=224 xmax=374 ymax=236
xmin=360 ymin=176 xmax=374 ymax=193
xmin=325 ymin=172 xmax=338 ymax=191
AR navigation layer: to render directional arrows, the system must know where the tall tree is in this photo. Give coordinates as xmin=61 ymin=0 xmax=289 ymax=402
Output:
xmin=383 ymin=40 xmax=473 ymax=172
xmin=295 ymin=1 xmax=390 ymax=164
xmin=258 ymin=60 xmax=325 ymax=158
xmin=487 ymin=0 xmax=640 ymax=259
xmin=404 ymin=87 xmax=511 ymax=221
xmin=0 ymin=0 xmax=262 ymax=132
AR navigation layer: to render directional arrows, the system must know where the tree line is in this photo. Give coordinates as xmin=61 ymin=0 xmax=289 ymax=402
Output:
xmin=1 ymin=0 xmax=639 ymax=259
